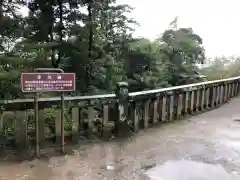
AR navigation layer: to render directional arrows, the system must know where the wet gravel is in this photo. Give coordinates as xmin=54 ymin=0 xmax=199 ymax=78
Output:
xmin=1 ymin=98 xmax=240 ymax=180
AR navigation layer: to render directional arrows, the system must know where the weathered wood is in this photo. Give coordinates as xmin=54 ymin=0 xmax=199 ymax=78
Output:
xmin=71 ymin=107 xmax=79 ymax=142
xmin=130 ymin=76 xmax=240 ymax=97
xmin=205 ymin=88 xmax=210 ymax=108
xmin=169 ymin=95 xmax=174 ymax=121
xmin=2 ymin=76 xmax=240 ymax=156
xmin=3 ymin=76 xmax=240 ymax=112
xmin=190 ymin=91 xmax=194 ymax=114
xmin=102 ymin=104 xmax=113 ymax=139
xmin=216 ymin=86 xmax=220 ymax=105
xmin=185 ymin=92 xmax=189 ymax=114
xmin=55 ymin=109 xmax=61 ymax=143
xmin=153 ymin=98 xmax=159 ymax=124
xmin=231 ymin=83 xmax=235 ymax=97
xmin=144 ymin=100 xmax=150 ymax=128
xmin=162 ymin=96 xmax=167 ymax=121
xmin=211 ymin=87 xmax=216 ymax=108
xmin=133 ymin=102 xmax=139 ymax=132
xmin=201 ymin=88 xmax=205 ymax=110
xmin=0 ymin=112 xmax=3 ymax=133
xmin=228 ymin=83 xmax=232 ymax=99
xmin=224 ymin=84 xmax=228 ymax=102
xmin=219 ymin=85 xmax=223 ymax=104
xmin=196 ymin=90 xmax=200 ymax=111
xmin=87 ymin=106 xmax=94 ymax=136
xmin=235 ymin=82 xmax=239 ymax=95
xmin=38 ymin=109 xmax=45 ymax=148
xmin=158 ymin=97 xmax=162 ymax=121
xmin=15 ymin=111 xmax=28 ymax=150
xmin=88 ymin=106 xmax=94 ymax=128
xmin=102 ymin=105 xmax=109 ymax=130
xmin=177 ymin=94 xmax=183 ymax=120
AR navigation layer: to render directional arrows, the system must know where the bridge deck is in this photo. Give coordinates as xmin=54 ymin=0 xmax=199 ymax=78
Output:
xmin=1 ymin=98 xmax=240 ymax=179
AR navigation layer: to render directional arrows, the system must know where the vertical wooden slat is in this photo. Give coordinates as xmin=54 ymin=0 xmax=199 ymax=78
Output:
xmin=103 ymin=105 xmax=109 ymax=130
xmin=224 ymin=83 xmax=228 ymax=102
xmin=190 ymin=91 xmax=194 ymax=114
xmin=79 ymin=108 xmax=84 ymax=130
xmin=133 ymin=102 xmax=139 ymax=132
xmin=205 ymin=88 xmax=210 ymax=108
xmin=144 ymin=100 xmax=150 ymax=128
xmin=228 ymin=83 xmax=232 ymax=99
xmin=211 ymin=87 xmax=216 ymax=108
xmin=38 ymin=109 xmax=45 ymax=148
xmin=216 ymin=86 xmax=220 ymax=105
xmin=169 ymin=95 xmax=174 ymax=121
xmin=196 ymin=90 xmax=200 ymax=111
xmin=162 ymin=96 xmax=167 ymax=121
xmin=220 ymin=85 xmax=222 ymax=104
xmin=185 ymin=91 xmax=189 ymax=115
xmin=158 ymin=97 xmax=162 ymax=121
xmin=15 ymin=111 xmax=28 ymax=150
xmin=88 ymin=106 xmax=94 ymax=130
xmin=102 ymin=104 xmax=112 ymax=138
xmin=235 ymin=82 xmax=239 ymax=95
xmin=153 ymin=98 xmax=159 ymax=124
xmin=219 ymin=85 xmax=223 ymax=105
xmin=0 ymin=112 xmax=3 ymax=133
xmin=72 ymin=107 xmax=79 ymax=142
xmin=177 ymin=93 xmax=183 ymax=120
xmin=231 ymin=83 xmax=235 ymax=97
xmin=219 ymin=85 xmax=224 ymax=105
xmin=218 ymin=85 xmax=221 ymax=104
xmin=201 ymin=88 xmax=205 ymax=110
xmin=55 ymin=109 xmax=61 ymax=143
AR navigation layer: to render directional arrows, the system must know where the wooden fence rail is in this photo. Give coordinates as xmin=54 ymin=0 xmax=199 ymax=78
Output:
xmin=0 ymin=76 xmax=240 ymax=155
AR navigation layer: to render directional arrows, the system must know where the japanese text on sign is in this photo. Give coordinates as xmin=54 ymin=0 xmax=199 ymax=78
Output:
xmin=21 ymin=73 xmax=76 ymax=92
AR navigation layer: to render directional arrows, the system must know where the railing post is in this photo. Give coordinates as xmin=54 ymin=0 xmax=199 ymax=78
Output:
xmin=219 ymin=84 xmax=224 ymax=105
xmin=153 ymin=95 xmax=159 ymax=124
xmin=71 ymin=107 xmax=79 ymax=143
xmin=201 ymin=86 xmax=205 ymax=110
xmin=195 ymin=88 xmax=200 ymax=112
xmin=115 ymin=82 xmax=130 ymax=136
xmin=169 ymin=92 xmax=174 ymax=121
xmin=211 ymin=85 xmax=216 ymax=108
xmin=144 ymin=99 xmax=150 ymax=128
xmin=162 ymin=93 xmax=167 ymax=121
xmin=15 ymin=111 xmax=28 ymax=152
xmin=190 ymin=90 xmax=194 ymax=114
xmin=177 ymin=91 xmax=183 ymax=120
xmin=184 ymin=91 xmax=190 ymax=115
xmin=235 ymin=80 xmax=239 ymax=95
xmin=38 ymin=109 xmax=45 ymax=148
xmin=224 ymin=82 xmax=228 ymax=102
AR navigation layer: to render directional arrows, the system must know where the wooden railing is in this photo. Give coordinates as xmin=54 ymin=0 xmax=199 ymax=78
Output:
xmin=0 ymin=76 xmax=240 ymax=155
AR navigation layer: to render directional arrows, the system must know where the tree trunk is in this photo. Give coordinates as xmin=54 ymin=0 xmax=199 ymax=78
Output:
xmin=55 ymin=0 xmax=64 ymax=68
xmin=86 ymin=0 xmax=93 ymax=87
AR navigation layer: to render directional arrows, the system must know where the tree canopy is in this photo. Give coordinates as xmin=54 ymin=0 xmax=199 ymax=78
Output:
xmin=0 ymin=1 xmax=207 ymax=100
xmin=200 ymin=56 xmax=240 ymax=80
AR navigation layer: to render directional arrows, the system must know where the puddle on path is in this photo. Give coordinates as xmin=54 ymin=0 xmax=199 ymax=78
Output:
xmin=145 ymin=160 xmax=239 ymax=180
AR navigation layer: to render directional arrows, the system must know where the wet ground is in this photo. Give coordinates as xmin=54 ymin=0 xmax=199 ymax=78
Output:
xmin=1 ymin=98 xmax=240 ymax=180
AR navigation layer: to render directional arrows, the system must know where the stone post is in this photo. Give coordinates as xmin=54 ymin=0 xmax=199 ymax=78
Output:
xmin=115 ymin=82 xmax=130 ymax=137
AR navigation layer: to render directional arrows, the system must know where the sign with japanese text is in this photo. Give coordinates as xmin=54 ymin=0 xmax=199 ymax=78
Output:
xmin=21 ymin=73 xmax=76 ymax=92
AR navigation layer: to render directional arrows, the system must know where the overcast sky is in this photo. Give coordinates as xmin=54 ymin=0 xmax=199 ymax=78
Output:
xmin=118 ymin=0 xmax=240 ymax=57
xmin=20 ymin=0 xmax=240 ymax=57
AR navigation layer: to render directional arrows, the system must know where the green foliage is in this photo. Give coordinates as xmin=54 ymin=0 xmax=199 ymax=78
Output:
xmin=200 ymin=57 xmax=240 ymax=80
xmin=0 ymin=2 xmax=212 ymax=144
xmin=0 ymin=2 xmax=206 ymax=99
